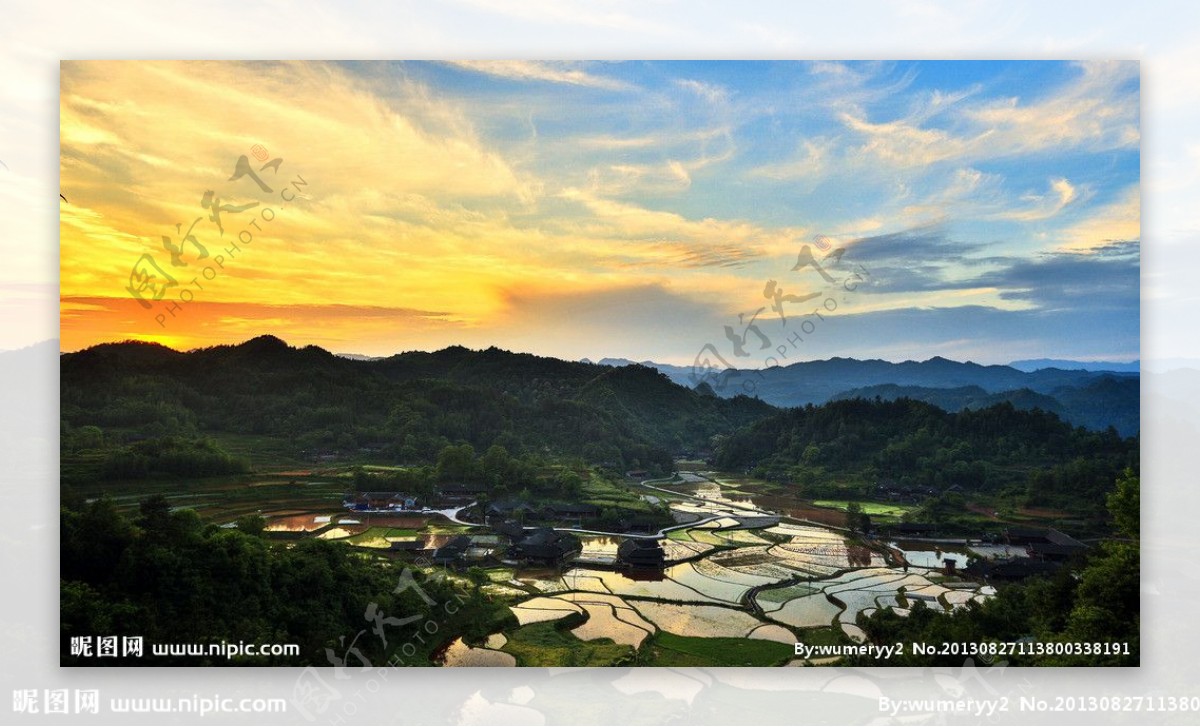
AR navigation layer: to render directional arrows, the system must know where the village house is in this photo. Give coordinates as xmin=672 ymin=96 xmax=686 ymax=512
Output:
xmin=1003 ymin=526 xmax=1088 ymax=561
xmin=346 ymin=492 xmax=419 ymax=511
xmin=509 ymin=528 xmax=581 ymax=566
xmin=485 ymin=500 xmax=538 ymax=522
xmin=436 ymin=482 xmax=489 ymax=505
xmin=616 ymin=538 xmax=665 ymax=569
xmin=431 ymin=535 xmax=472 ymax=567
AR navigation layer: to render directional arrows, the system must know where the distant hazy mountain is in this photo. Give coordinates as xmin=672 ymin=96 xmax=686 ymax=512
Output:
xmin=596 ymin=355 xmax=1139 ymax=435
xmin=1008 ymin=358 xmax=1139 ymax=373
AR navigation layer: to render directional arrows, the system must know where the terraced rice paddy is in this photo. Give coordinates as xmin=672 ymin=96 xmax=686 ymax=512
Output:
xmin=438 ymin=637 xmax=516 ymax=667
xmin=263 ymin=514 xmax=328 ymax=532
xmin=750 ymin=564 xmax=992 ymax=641
xmin=509 ymin=597 xmax=583 ymax=625
xmin=254 ymin=470 xmax=1002 ymax=665
xmin=630 ymin=602 xmax=765 ymax=639
xmin=890 ymin=540 xmax=974 ymax=569
xmin=569 ymin=602 xmax=653 ymax=648
xmin=763 ymin=593 xmax=842 ymax=629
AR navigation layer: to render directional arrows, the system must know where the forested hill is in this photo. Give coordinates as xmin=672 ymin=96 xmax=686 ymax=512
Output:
xmin=829 ymin=375 xmax=1139 ymax=436
xmin=60 ymin=335 xmax=775 ymax=475
xmin=714 ymin=397 xmax=1138 ymax=515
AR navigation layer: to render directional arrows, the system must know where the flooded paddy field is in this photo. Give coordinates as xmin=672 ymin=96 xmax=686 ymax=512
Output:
xmin=485 ymin=470 xmax=1001 ymax=654
xmin=110 ymin=466 xmax=1000 ymax=666
xmin=890 ymin=539 xmax=976 ymax=569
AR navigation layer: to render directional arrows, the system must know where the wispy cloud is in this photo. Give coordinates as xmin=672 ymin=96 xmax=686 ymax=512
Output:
xmin=844 ymin=60 xmax=1139 ymax=170
xmin=1055 ymin=185 xmax=1140 ymax=253
xmin=445 ymin=60 xmax=631 ymax=91
xmin=675 ymin=78 xmax=729 ymax=105
xmin=59 ymin=60 xmax=1138 ymax=363
xmin=996 ymin=177 xmax=1084 ymax=222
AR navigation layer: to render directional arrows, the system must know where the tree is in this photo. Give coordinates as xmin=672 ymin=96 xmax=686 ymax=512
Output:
xmin=554 ymin=469 xmax=584 ymax=498
xmin=845 ymin=501 xmax=870 ymax=533
xmin=435 ymin=443 xmax=477 ymax=482
xmin=480 ymin=444 xmax=512 ymax=485
xmin=1107 ymin=468 xmax=1138 ymax=538
xmin=236 ymin=514 xmax=266 ymax=537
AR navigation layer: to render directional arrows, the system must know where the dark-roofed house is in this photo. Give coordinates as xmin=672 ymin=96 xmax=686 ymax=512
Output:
xmin=486 ymin=500 xmax=538 ymax=521
xmin=347 ymin=492 xmax=419 ymax=511
xmin=493 ymin=521 xmax=526 ymax=541
xmin=617 ymin=538 xmax=665 ymax=569
xmin=510 ymin=528 xmax=581 ymax=566
xmin=431 ymin=535 xmax=472 ymax=566
xmin=437 ymin=482 xmax=489 ymax=504
xmin=389 ymin=539 xmax=427 ymax=554
xmin=1004 ymin=527 xmax=1089 ymax=561
xmin=618 ymin=516 xmax=659 ymax=534
xmin=1004 ymin=526 xmax=1050 ymax=544
xmin=1028 ymin=542 xmax=1086 ymax=562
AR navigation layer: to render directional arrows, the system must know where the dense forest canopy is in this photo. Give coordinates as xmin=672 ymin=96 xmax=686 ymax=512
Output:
xmin=62 ymin=337 xmax=1138 ymax=523
xmin=60 ymin=494 xmax=508 ymax=665
xmin=60 ymin=337 xmax=774 ymax=481
xmin=846 ymin=470 xmax=1140 ymax=666
xmin=714 ymin=397 xmax=1138 ymax=518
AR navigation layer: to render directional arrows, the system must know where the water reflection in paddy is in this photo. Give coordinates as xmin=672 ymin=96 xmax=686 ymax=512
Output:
xmin=661 ymin=540 xmax=715 ymax=561
xmin=485 ymin=633 xmax=507 ymax=649
xmin=748 ymin=624 xmax=797 ymax=645
xmin=438 ymin=638 xmax=516 ymax=667
xmin=890 ymin=540 xmax=974 ymax=569
xmin=576 ymin=535 xmax=621 ymax=565
xmin=570 ymin=602 xmax=652 ymax=647
xmin=631 ymin=601 xmax=764 ymax=639
xmin=563 ymin=567 xmax=727 ymax=604
xmin=496 ymin=484 xmax=1000 ymax=656
xmin=510 ymin=596 xmax=582 ymax=625
xmin=767 ymin=594 xmax=841 ymax=629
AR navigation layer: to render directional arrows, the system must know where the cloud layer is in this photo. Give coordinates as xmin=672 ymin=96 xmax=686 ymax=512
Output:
xmin=59 ymin=60 xmax=1139 ymax=363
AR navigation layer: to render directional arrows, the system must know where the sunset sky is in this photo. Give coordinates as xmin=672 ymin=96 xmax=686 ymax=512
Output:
xmin=59 ymin=60 xmax=1139 ymax=365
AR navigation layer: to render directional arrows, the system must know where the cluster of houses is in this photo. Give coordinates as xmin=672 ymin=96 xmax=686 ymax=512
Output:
xmin=884 ymin=522 xmax=1091 ymax=580
xmin=483 ymin=498 xmax=661 ymax=533
xmin=346 ymin=492 xmax=421 ymax=511
xmin=1000 ymin=526 xmax=1089 ymax=562
xmin=978 ymin=526 xmax=1089 ymax=581
xmin=485 ymin=499 xmax=599 ymax=523
xmin=344 ymin=482 xmax=495 ymax=512
xmin=887 ymin=523 xmax=1088 ymax=557
xmin=345 ymin=487 xmax=670 ymax=573
xmin=388 ymin=524 xmax=667 ymax=572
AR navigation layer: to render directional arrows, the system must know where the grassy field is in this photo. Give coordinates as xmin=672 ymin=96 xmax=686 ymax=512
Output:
xmin=343 ymin=527 xmax=423 ymax=547
xmin=501 ymin=622 xmax=634 ymax=666
xmin=642 ymin=632 xmax=794 ymax=666
xmin=582 ymin=471 xmax=657 ymax=513
xmin=812 ymin=500 xmax=916 ymax=518
xmin=67 ymin=474 xmax=347 ymax=521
